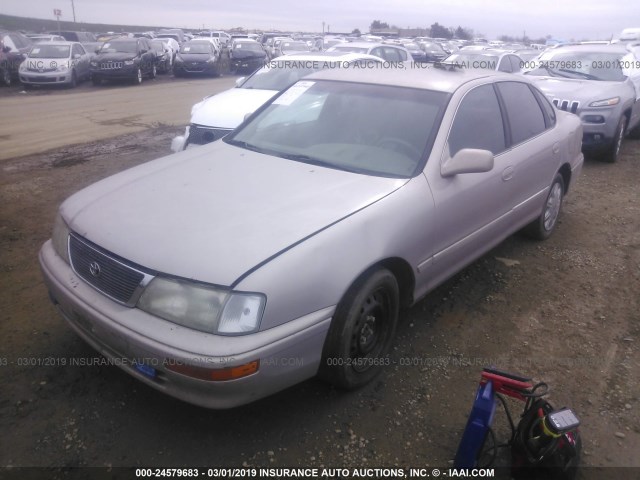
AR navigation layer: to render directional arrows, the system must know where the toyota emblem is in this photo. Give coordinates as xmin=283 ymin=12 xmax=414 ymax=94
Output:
xmin=89 ymin=261 xmax=101 ymax=278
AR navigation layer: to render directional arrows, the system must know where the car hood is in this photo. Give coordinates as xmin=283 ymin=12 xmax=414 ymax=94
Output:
xmin=96 ymin=52 xmax=137 ymax=62
xmin=25 ymin=57 xmax=70 ymax=69
xmin=62 ymin=141 xmax=407 ymax=287
xmin=190 ymin=87 xmax=278 ymax=129
xmin=178 ymin=53 xmax=214 ymax=62
xmin=527 ymin=76 xmax=627 ymax=102
xmin=232 ymin=49 xmax=266 ymax=59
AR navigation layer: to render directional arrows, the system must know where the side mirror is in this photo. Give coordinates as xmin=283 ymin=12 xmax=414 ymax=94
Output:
xmin=140 ymin=49 xmax=148 ymax=54
xmin=73 ymin=53 xmax=81 ymax=59
xmin=441 ymin=148 xmax=494 ymax=177
xmin=235 ymin=76 xmax=245 ymax=87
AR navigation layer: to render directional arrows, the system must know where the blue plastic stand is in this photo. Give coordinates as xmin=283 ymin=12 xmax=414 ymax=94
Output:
xmin=454 ymin=380 xmax=497 ymax=468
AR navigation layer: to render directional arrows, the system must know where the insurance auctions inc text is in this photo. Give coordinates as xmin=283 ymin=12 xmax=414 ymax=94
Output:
xmin=145 ymin=467 xmax=496 ymax=478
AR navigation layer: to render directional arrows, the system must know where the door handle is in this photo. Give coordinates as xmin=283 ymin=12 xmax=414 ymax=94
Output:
xmin=502 ymin=166 xmax=514 ymax=181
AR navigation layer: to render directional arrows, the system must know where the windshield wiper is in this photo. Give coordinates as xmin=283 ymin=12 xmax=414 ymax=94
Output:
xmin=557 ymin=69 xmax=600 ymax=81
xmin=227 ymin=139 xmax=269 ymax=154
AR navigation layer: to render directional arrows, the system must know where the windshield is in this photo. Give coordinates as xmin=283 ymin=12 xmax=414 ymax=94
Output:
xmin=226 ymin=80 xmax=447 ymax=178
xmin=281 ymin=42 xmax=310 ymax=52
xmin=100 ymin=41 xmax=137 ymax=54
xmin=331 ymin=45 xmax=368 ymax=53
xmin=180 ymin=43 xmax=211 ymax=54
xmin=28 ymin=44 xmax=70 ymax=59
xmin=524 ymin=50 xmax=627 ymax=81
xmin=240 ymin=61 xmax=334 ymax=91
xmin=234 ymin=42 xmax=263 ymax=52
xmin=444 ymin=53 xmax=500 ymax=69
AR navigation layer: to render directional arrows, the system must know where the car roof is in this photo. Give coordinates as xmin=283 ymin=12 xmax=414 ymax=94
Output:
xmin=305 ymin=66 xmax=516 ymax=93
xmin=548 ymin=44 xmax=628 ymax=54
xmin=270 ymin=52 xmax=382 ymax=63
xmin=31 ymin=41 xmax=77 ymax=46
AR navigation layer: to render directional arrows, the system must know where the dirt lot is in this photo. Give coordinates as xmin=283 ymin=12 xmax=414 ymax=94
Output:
xmin=0 ymin=122 xmax=639 ymax=478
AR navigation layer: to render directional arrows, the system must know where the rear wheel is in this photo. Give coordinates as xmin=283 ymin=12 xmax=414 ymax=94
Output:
xmin=523 ymin=173 xmax=564 ymax=240
xmin=320 ymin=267 xmax=399 ymax=389
xmin=68 ymin=71 xmax=77 ymax=88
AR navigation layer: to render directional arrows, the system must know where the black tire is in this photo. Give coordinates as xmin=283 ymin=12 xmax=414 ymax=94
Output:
xmin=601 ymin=116 xmax=626 ymax=163
xmin=628 ymin=120 xmax=640 ymax=140
xmin=133 ymin=67 xmax=143 ymax=85
xmin=523 ymin=173 xmax=564 ymax=240
xmin=320 ymin=267 xmax=399 ymax=389
xmin=1 ymin=68 xmax=11 ymax=87
xmin=68 ymin=71 xmax=77 ymax=88
xmin=92 ymin=76 xmax=102 ymax=86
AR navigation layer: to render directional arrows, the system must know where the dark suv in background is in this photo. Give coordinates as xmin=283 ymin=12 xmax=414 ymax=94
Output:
xmin=91 ymin=37 xmax=157 ymax=85
xmin=0 ymin=30 xmax=33 ymax=86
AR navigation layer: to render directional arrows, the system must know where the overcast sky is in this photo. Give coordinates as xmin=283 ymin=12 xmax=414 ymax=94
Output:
xmin=1 ymin=0 xmax=634 ymax=40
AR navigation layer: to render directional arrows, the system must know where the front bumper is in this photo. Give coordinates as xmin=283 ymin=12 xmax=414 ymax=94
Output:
xmin=20 ymin=70 xmax=74 ymax=85
xmin=39 ymin=240 xmax=332 ymax=409
xmin=231 ymin=57 xmax=265 ymax=71
xmin=91 ymin=64 xmax=138 ymax=80
xmin=173 ymin=62 xmax=218 ymax=74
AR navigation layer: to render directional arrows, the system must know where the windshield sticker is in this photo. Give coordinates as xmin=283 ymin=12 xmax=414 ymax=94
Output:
xmin=273 ymin=81 xmax=315 ymax=106
xmin=236 ymin=44 xmax=242 ymax=48
xmin=183 ymin=47 xmax=191 ymax=51
xmin=31 ymin=48 xmax=41 ymax=54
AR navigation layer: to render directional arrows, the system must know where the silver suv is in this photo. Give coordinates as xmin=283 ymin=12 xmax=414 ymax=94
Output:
xmin=525 ymin=44 xmax=640 ymax=162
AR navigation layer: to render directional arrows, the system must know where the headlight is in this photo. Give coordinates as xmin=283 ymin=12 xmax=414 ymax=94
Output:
xmin=137 ymin=277 xmax=265 ymax=335
xmin=90 ymin=61 xmax=97 ymax=67
xmin=56 ymin=63 xmax=69 ymax=72
xmin=124 ymin=60 xmax=134 ymax=65
xmin=52 ymin=214 xmax=70 ymax=264
xmin=175 ymin=55 xmax=183 ymax=63
xmin=589 ymin=97 xmax=620 ymax=107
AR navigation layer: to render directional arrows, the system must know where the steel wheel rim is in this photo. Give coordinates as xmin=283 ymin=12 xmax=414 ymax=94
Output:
xmin=349 ymin=287 xmax=391 ymax=373
xmin=614 ymin=120 xmax=625 ymax=157
xmin=544 ymin=182 xmax=562 ymax=231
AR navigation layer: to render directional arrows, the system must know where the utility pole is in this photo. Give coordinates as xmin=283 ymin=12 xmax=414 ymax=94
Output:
xmin=322 ymin=21 xmax=325 ymax=35
xmin=71 ymin=0 xmax=76 ymax=22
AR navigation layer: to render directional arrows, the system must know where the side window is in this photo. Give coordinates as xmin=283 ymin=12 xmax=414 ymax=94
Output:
xmin=383 ymin=47 xmax=402 ymax=62
xmin=370 ymin=47 xmax=384 ymax=59
xmin=497 ymin=82 xmax=546 ymax=144
xmin=448 ymin=84 xmax=506 ymax=156
xmin=509 ymin=55 xmax=522 ymax=73
xmin=498 ymin=56 xmax=512 ymax=73
xmin=397 ymin=48 xmax=408 ymax=61
xmin=3 ymin=35 xmax=17 ymax=51
xmin=531 ymin=86 xmax=556 ymax=127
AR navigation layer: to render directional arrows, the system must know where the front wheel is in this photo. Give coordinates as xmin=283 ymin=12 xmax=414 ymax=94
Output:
xmin=523 ymin=173 xmax=564 ymax=240
xmin=133 ymin=67 xmax=143 ymax=85
xmin=601 ymin=116 xmax=626 ymax=163
xmin=1 ymin=68 xmax=11 ymax=86
xmin=320 ymin=267 xmax=399 ymax=389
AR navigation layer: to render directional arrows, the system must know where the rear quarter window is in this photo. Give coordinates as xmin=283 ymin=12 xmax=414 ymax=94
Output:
xmin=496 ymin=81 xmax=546 ymax=145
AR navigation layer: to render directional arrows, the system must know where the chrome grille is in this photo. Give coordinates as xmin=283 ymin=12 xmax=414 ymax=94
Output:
xmin=69 ymin=234 xmax=147 ymax=306
xmin=552 ymin=99 xmax=579 ymax=114
xmin=100 ymin=62 xmax=124 ymax=70
xmin=188 ymin=124 xmax=232 ymax=145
